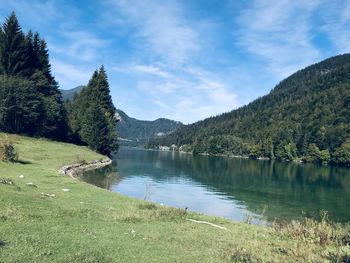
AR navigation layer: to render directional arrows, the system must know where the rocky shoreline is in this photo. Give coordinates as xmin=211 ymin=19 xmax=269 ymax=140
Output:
xmin=58 ymin=158 xmax=112 ymax=178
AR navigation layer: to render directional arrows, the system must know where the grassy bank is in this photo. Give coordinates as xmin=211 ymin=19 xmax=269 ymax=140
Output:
xmin=0 ymin=134 xmax=349 ymax=262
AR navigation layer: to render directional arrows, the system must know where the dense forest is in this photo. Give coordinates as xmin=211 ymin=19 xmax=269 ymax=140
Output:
xmin=148 ymin=54 xmax=350 ymax=165
xmin=0 ymin=13 xmax=118 ymax=156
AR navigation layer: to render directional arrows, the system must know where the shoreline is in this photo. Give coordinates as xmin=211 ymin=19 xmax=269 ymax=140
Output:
xmin=58 ymin=158 xmax=112 ymax=178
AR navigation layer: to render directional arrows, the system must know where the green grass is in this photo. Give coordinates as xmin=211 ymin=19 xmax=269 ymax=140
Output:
xmin=0 ymin=133 xmax=349 ymax=262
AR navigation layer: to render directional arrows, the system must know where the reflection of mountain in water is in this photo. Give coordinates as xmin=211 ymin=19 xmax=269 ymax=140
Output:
xmin=114 ymin=148 xmax=350 ymax=222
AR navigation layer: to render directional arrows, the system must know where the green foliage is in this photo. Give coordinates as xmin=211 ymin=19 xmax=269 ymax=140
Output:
xmin=149 ymin=54 xmax=350 ymax=165
xmin=66 ymin=67 xmax=118 ymax=156
xmin=332 ymin=140 xmax=350 ymax=165
xmin=0 ymin=12 xmax=68 ymax=140
xmin=0 ymin=75 xmax=43 ymax=135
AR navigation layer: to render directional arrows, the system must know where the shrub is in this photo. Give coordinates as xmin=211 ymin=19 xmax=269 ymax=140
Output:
xmin=0 ymin=138 xmax=18 ymax=162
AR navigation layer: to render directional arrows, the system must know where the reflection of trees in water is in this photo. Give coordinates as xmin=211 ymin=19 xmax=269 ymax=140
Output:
xmin=81 ymin=161 xmax=121 ymax=190
xmin=117 ymin=148 xmax=350 ymax=222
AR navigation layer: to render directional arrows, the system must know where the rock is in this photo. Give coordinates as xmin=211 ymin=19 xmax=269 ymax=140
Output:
xmin=40 ymin=192 xmax=55 ymax=198
xmin=19 ymin=175 xmax=24 ymax=179
xmin=26 ymin=182 xmax=37 ymax=188
xmin=58 ymin=158 xmax=112 ymax=178
xmin=62 ymin=188 xmax=70 ymax=192
xmin=0 ymin=178 xmax=14 ymax=185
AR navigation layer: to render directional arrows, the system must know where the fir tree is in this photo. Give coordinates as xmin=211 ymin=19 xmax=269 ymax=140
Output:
xmin=0 ymin=12 xmax=28 ymax=76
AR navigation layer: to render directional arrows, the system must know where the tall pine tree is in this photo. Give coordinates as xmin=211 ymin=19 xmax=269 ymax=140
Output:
xmin=0 ymin=12 xmax=68 ymax=140
xmin=0 ymin=12 xmax=28 ymax=76
xmin=67 ymin=67 xmax=118 ymax=156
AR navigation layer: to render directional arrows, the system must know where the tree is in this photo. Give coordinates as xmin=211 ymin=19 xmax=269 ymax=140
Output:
xmin=0 ymin=75 xmax=43 ymax=135
xmin=332 ymin=140 xmax=350 ymax=165
xmin=80 ymin=102 xmax=110 ymax=155
xmin=0 ymin=12 xmax=68 ymax=140
xmin=66 ymin=67 xmax=118 ymax=156
xmin=0 ymin=12 xmax=28 ymax=76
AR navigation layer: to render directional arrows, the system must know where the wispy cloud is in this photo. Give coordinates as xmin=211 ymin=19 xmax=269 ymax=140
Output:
xmin=320 ymin=0 xmax=350 ymax=54
xmin=49 ymin=31 xmax=109 ymax=62
xmin=128 ymin=66 xmax=238 ymax=123
xmin=107 ymin=0 xmax=199 ymax=65
xmin=113 ymin=64 xmax=173 ymax=78
xmin=0 ymin=0 xmax=59 ymax=26
xmin=51 ymin=59 xmax=93 ymax=90
xmin=237 ymin=0 xmax=321 ymax=78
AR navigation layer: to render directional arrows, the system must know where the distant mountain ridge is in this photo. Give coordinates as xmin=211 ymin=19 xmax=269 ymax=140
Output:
xmin=60 ymin=87 xmax=183 ymax=146
xmin=116 ymin=109 xmax=183 ymax=146
xmin=148 ymin=53 xmax=350 ymax=165
xmin=61 ymin=86 xmax=85 ymax=101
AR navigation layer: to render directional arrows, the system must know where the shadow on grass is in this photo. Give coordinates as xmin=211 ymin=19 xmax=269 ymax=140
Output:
xmin=16 ymin=159 xmax=32 ymax=165
xmin=0 ymin=240 xmax=6 ymax=248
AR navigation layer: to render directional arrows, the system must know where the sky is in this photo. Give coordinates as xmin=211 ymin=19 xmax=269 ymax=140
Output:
xmin=0 ymin=0 xmax=349 ymax=124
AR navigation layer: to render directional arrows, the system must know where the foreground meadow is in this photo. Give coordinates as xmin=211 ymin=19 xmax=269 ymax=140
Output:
xmin=0 ymin=134 xmax=349 ymax=262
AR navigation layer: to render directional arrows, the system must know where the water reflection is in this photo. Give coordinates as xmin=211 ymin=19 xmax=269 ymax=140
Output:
xmin=82 ymin=148 xmax=350 ymax=223
xmin=81 ymin=161 xmax=121 ymax=190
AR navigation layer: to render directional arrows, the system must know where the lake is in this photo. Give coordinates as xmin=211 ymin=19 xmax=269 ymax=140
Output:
xmin=82 ymin=147 xmax=350 ymax=223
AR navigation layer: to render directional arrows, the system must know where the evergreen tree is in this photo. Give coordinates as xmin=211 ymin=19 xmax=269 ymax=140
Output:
xmin=0 ymin=75 xmax=43 ymax=135
xmin=66 ymin=67 xmax=118 ymax=156
xmin=80 ymin=102 xmax=110 ymax=155
xmin=0 ymin=12 xmax=68 ymax=140
xmin=0 ymin=12 xmax=28 ymax=76
xmin=95 ymin=65 xmax=116 ymax=116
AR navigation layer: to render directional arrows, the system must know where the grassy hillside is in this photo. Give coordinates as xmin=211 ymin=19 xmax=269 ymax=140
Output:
xmin=0 ymin=134 xmax=349 ymax=262
xmin=148 ymin=54 xmax=350 ymax=165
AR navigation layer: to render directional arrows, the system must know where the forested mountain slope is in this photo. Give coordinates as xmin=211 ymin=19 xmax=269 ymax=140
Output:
xmin=61 ymin=86 xmax=85 ymax=101
xmin=148 ymin=54 xmax=350 ymax=165
xmin=117 ymin=109 xmax=183 ymax=146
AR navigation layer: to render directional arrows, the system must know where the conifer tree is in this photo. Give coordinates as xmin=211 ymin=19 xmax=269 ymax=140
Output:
xmin=67 ymin=67 xmax=118 ymax=156
xmin=95 ymin=65 xmax=116 ymax=116
xmin=0 ymin=12 xmax=28 ymax=76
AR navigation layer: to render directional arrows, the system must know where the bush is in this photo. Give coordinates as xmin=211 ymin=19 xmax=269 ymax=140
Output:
xmin=0 ymin=138 xmax=18 ymax=162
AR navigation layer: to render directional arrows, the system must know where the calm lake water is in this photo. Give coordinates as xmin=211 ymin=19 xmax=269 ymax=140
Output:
xmin=82 ymin=147 xmax=350 ymax=223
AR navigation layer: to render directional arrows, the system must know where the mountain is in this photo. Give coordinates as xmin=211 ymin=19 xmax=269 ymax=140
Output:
xmin=61 ymin=86 xmax=85 ymax=101
xmin=148 ymin=54 xmax=350 ymax=165
xmin=116 ymin=109 xmax=183 ymax=146
xmin=60 ymin=86 xmax=183 ymax=146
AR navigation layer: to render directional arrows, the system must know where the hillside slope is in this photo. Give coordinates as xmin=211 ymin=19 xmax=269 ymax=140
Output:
xmin=117 ymin=109 xmax=183 ymax=146
xmin=60 ymin=86 xmax=85 ymax=101
xmin=148 ymin=54 xmax=350 ymax=165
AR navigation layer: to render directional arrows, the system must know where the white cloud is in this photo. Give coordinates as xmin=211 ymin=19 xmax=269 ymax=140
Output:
xmin=320 ymin=0 xmax=350 ymax=54
xmin=51 ymin=59 xmax=93 ymax=90
xmin=107 ymin=0 xmax=199 ymax=65
xmin=49 ymin=31 xmax=108 ymax=62
xmin=131 ymin=65 xmax=172 ymax=78
xmin=237 ymin=0 xmax=321 ymax=78
xmin=0 ymin=0 xmax=58 ymax=26
xmin=129 ymin=67 xmax=237 ymax=124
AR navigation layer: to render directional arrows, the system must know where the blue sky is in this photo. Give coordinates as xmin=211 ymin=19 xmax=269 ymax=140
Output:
xmin=0 ymin=0 xmax=349 ymax=123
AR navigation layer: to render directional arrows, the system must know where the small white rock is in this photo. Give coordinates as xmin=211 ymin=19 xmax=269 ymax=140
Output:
xmin=19 ymin=175 xmax=24 ymax=179
xmin=131 ymin=230 xmax=136 ymax=234
xmin=62 ymin=188 xmax=70 ymax=192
